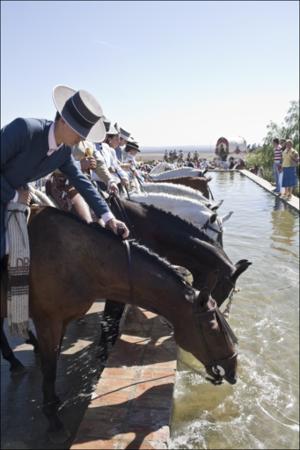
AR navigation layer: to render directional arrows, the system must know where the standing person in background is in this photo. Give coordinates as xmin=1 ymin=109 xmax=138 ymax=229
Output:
xmin=281 ymin=139 xmax=299 ymax=200
xmin=272 ymin=138 xmax=283 ymax=195
xmin=280 ymin=138 xmax=287 ymax=152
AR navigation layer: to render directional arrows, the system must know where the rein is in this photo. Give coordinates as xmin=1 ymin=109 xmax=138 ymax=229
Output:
xmin=108 ymin=193 xmax=136 ymax=240
xmin=194 ymin=297 xmax=238 ymax=375
xmin=123 ymin=239 xmax=134 ymax=303
xmin=130 ymin=169 xmax=146 ymax=192
xmin=108 ymin=193 xmax=136 ymax=302
xmin=207 ymin=183 xmax=215 ymax=201
xmin=201 ymin=217 xmax=223 ymax=237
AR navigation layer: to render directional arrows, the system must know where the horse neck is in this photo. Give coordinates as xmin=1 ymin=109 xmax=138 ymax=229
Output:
xmin=89 ymin=235 xmax=193 ymax=327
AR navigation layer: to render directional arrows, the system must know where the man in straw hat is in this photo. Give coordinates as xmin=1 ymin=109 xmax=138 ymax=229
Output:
xmin=0 ymin=85 xmax=129 ymax=260
xmin=114 ymin=123 xmax=131 ymax=163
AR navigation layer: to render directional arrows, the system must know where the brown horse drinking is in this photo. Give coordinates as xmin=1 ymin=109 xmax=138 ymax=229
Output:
xmin=1 ymin=207 xmax=238 ymax=442
xmin=109 ymin=196 xmax=251 ymax=306
xmin=153 ymin=176 xmax=211 ymax=198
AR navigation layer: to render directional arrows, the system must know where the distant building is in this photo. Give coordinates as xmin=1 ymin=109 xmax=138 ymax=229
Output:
xmin=215 ymin=136 xmax=247 ymax=160
xmin=215 ymin=137 xmax=229 ymax=161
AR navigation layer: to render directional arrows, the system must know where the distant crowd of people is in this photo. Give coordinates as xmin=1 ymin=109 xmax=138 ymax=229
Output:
xmin=163 ymin=149 xmax=246 ymax=170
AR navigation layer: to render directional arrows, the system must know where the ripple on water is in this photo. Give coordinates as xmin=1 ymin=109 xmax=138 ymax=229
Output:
xmin=171 ymin=172 xmax=299 ymax=449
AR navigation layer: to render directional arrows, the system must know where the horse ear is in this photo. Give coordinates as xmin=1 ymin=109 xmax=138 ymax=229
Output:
xmin=210 ymin=200 xmax=224 ymax=211
xmin=209 ymin=213 xmax=217 ymax=224
xmin=231 ymin=259 xmax=252 ymax=284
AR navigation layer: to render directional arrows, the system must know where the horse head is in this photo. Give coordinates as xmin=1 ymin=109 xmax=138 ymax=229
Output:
xmin=211 ymin=258 xmax=252 ymax=306
xmin=176 ymin=271 xmax=238 ymax=385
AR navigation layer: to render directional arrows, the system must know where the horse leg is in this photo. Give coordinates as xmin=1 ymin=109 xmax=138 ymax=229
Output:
xmin=35 ymin=319 xmax=70 ymax=443
xmin=25 ymin=328 xmax=39 ymax=353
xmin=0 ymin=318 xmax=27 ymax=374
xmin=99 ymin=300 xmax=125 ymax=361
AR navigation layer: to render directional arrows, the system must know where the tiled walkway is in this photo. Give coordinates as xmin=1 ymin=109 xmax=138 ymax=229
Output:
xmin=71 ymin=306 xmax=177 ymax=450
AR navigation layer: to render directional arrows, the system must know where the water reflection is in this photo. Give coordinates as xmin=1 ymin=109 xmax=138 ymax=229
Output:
xmin=171 ymin=173 xmax=299 ymax=450
xmin=271 ymin=198 xmax=298 ymax=246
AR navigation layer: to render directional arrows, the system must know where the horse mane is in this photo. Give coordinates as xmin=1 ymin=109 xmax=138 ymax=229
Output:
xmin=41 ymin=207 xmax=194 ymax=295
xmin=89 ymin=222 xmax=195 ymax=294
xmin=125 ymin=199 xmax=218 ymax=247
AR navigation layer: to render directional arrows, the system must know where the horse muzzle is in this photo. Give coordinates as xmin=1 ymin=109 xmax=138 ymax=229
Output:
xmin=205 ymin=355 xmax=238 ymax=386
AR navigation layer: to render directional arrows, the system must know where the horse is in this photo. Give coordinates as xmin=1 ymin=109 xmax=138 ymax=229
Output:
xmin=1 ymin=206 xmax=239 ymax=442
xmin=108 ymin=196 xmax=251 ymax=305
xmin=148 ymin=161 xmax=175 ymax=175
xmin=139 ymin=181 xmax=214 ymax=206
xmin=128 ymin=192 xmax=225 ymax=245
xmin=149 ymin=166 xmax=205 ymax=180
xmin=152 ymin=176 xmax=211 ymax=198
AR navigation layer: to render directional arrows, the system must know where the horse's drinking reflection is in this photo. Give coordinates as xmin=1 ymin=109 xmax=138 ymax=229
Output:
xmin=1 ymin=207 xmax=238 ymax=442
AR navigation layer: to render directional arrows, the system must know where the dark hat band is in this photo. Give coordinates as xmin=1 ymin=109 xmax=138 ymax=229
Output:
xmin=62 ymin=92 xmax=103 ymax=129
xmin=125 ymin=142 xmax=140 ymax=152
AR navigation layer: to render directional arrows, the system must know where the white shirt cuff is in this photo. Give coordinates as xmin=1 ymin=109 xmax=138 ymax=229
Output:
xmin=12 ymin=191 xmax=19 ymax=202
xmin=74 ymin=160 xmax=82 ymax=170
xmin=101 ymin=212 xmax=115 ymax=224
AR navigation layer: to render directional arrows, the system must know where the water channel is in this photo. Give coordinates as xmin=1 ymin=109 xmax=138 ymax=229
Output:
xmin=170 ymin=171 xmax=299 ymax=449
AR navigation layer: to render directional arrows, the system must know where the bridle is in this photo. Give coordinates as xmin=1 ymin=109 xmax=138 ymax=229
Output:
xmin=194 ymin=296 xmax=238 ymax=382
xmin=200 ymin=216 xmax=223 ymax=237
xmin=200 ymin=216 xmax=223 ymax=246
xmin=109 ymin=192 xmax=237 ymax=383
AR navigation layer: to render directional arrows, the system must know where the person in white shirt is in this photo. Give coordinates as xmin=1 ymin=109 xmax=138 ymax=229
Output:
xmin=114 ymin=124 xmax=131 ymax=163
xmin=123 ymin=140 xmax=144 ymax=184
xmin=93 ymin=122 xmax=129 ymax=191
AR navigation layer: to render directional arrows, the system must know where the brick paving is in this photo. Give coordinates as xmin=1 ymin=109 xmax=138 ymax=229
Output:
xmin=1 ymin=301 xmax=106 ymax=450
xmin=71 ymin=306 xmax=177 ymax=450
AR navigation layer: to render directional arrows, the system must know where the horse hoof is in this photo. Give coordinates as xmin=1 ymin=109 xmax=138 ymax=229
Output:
xmin=47 ymin=426 xmax=71 ymax=444
xmin=10 ymin=361 xmax=27 ymax=375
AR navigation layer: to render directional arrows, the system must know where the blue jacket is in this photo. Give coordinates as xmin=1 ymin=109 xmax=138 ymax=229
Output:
xmin=1 ymin=117 xmax=111 ymax=257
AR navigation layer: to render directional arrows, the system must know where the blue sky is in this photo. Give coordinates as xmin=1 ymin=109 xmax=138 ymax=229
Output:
xmin=1 ymin=1 xmax=299 ymax=146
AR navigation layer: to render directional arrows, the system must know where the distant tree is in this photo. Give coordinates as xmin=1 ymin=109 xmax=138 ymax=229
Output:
xmin=264 ymin=100 xmax=299 ymax=147
xmin=246 ymin=101 xmax=299 ymax=195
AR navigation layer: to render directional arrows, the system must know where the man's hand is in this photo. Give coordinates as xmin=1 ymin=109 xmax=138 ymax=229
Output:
xmin=108 ymin=182 xmax=119 ymax=195
xmin=105 ymin=218 xmax=129 ymax=239
xmin=121 ymin=178 xmax=129 ymax=188
xmin=17 ymin=188 xmax=32 ymax=205
xmin=80 ymin=157 xmax=97 ymax=172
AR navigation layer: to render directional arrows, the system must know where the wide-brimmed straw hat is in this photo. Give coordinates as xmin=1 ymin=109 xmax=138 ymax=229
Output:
xmin=125 ymin=140 xmax=140 ymax=152
xmin=53 ymin=85 xmax=106 ymax=143
xmin=115 ymin=123 xmax=130 ymax=141
xmin=103 ymin=120 xmax=119 ymax=135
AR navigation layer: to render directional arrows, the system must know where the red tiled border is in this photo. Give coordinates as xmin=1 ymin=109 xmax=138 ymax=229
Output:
xmin=71 ymin=306 xmax=177 ymax=450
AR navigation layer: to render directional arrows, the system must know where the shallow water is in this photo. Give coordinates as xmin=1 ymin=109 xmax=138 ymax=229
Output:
xmin=170 ymin=172 xmax=299 ymax=450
